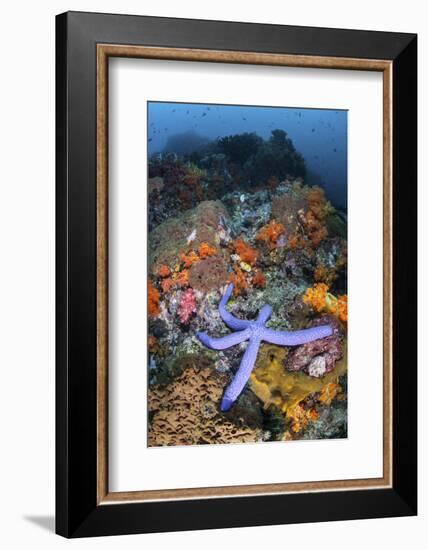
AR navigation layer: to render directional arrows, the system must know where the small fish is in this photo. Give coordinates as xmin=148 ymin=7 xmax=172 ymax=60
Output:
xmin=148 ymin=138 xmax=153 ymax=142
xmin=201 ymin=112 xmax=207 ymax=117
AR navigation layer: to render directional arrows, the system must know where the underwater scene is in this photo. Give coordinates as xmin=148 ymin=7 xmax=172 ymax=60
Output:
xmin=147 ymin=102 xmax=348 ymax=447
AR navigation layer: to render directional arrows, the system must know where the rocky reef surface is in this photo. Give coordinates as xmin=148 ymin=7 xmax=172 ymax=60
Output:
xmin=147 ymin=139 xmax=348 ymax=447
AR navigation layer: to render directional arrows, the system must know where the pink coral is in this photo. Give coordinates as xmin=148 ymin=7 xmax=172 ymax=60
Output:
xmin=178 ymin=288 xmax=197 ymax=324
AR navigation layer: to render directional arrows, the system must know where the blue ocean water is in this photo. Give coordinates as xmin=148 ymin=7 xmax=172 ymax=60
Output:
xmin=148 ymin=102 xmax=347 ymax=210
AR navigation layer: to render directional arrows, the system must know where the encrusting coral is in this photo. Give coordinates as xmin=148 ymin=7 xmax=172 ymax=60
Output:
xmin=148 ymin=366 xmax=263 ymax=446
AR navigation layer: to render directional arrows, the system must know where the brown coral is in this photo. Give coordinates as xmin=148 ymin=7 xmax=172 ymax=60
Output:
xmin=314 ymin=263 xmax=337 ymax=286
xmin=148 ymin=366 xmax=262 ymax=446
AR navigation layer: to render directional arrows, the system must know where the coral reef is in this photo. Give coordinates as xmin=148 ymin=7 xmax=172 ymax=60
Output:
xmin=147 ymin=131 xmax=348 ymax=445
xmin=197 ymin=283 xmax=333 ymax=411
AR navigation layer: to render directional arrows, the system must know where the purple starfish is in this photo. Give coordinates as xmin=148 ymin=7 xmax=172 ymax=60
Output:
xmin=197 ymin=283 xmax=333 ymax=412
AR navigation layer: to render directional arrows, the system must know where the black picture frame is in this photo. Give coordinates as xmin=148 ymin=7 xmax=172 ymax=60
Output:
xmin=56 ymin=11 xmax=417 ymax=538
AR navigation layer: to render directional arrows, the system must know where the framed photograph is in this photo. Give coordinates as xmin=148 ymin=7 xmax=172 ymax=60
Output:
xmin=56 ymin=11 xmax=417 ymax=538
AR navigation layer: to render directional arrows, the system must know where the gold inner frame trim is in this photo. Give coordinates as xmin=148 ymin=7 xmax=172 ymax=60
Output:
xmin=96 ymin=44 xmax=393 ymax=505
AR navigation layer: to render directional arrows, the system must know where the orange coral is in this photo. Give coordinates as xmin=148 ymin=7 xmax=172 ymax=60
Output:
xmin=228 ymin=266 xmax=248 ymax=296
xmin=158 ymin=265 xmax=171 ymax=278
xmin=337 ymin=295 xmax=348 ymax=323
xmin=148 ymin=280 xmax=160 ymax=317
xmin=286 ymin=403 xmax=318 ymax=433
xmin=294 ymin=186 xmax=333 ymax=247
xmin=198 ymin=242 xmax=217 ymax=258
xmin=175 ymin=268 xmax=189 ymax=288
xmin=303 ymin=283 xmax=329 ymax=313
xmin=233 ymin=239 xmax=258 ymax=266
xmin=180 ymin=250 xmax=199 ymax=268
xmin=288 ymin=232 xmax=305 ymax=250
xmin=303 ymin=283 xmax=348 ymax=324
xmin=306 ymin=187 xmax=334 ymax=222
xmin=319 ymin=382 xmax=342 ymax=405
xmin=252 ymin=270 xmax=266 ymax=288
xmin=256 ymin=219 xmax=286 ymax=249
xmin=161 ymin=277 xmax=175 ymax=294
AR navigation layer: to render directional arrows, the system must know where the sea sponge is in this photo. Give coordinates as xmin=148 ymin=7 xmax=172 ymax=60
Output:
xmin=189 ymin=256 xmax=229 ymax=293
xmin=233 ymin=239 xmax=258 ymax=266
xmin=148 ymin=366 xmax=263 ymax=446
xmin=148 ymin=280 xmax=160 ymax=317
xmin=286 ymin=315 xmax=344 ymax=377
xmin=250 ymin=343 xmax=347 ymax=420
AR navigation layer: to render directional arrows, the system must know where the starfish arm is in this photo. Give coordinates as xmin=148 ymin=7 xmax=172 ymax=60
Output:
xmin=256 ymin=304 xmax=273 ymax=324
xmin=196 ymin=328 xmax=250 ymax=350
xmin=219 ymin=283 xmax=251 ymax=330
xmin=261 ymin=324 xmax=333 ymax=346
xmin=221 ymin=338 xmax=261 ymax=411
